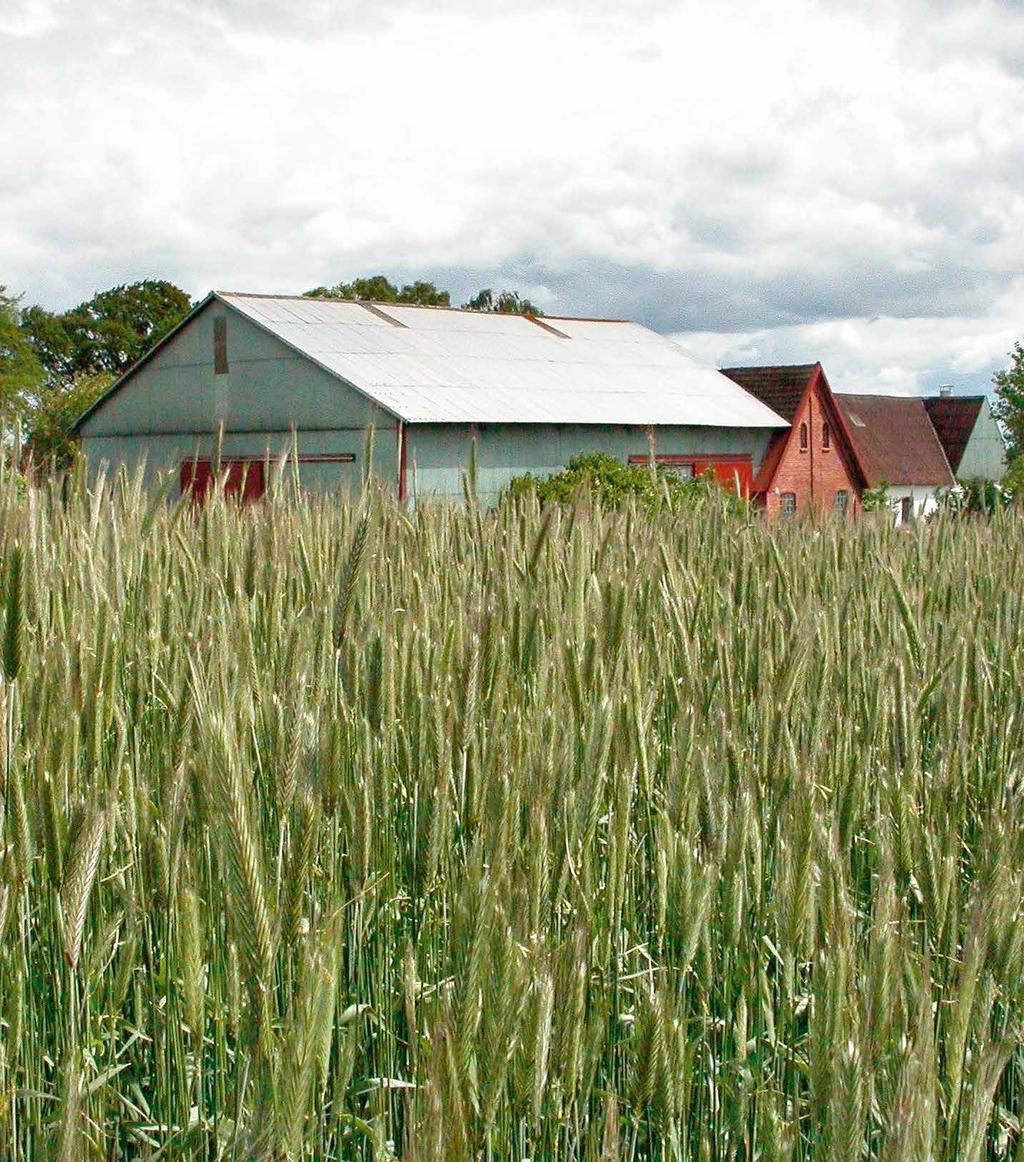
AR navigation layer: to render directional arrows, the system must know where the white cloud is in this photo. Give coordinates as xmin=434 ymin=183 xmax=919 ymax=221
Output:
xmin=1 ymin=0 xmax=1023 ymax=391
xmin=675 ymin=279 xmax=1024 ymax=395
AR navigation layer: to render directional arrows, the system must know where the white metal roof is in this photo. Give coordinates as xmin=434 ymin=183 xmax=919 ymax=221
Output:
xmin=217 ymin=293 xmax=788 ymax=429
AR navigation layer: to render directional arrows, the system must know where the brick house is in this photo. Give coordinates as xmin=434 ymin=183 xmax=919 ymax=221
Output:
xmin=720 ymin=363 xmax=867 ymax=519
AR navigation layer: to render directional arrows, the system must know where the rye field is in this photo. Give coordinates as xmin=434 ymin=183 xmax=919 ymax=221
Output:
xmin=1 ymin=463 xmax=1024 ymax=1160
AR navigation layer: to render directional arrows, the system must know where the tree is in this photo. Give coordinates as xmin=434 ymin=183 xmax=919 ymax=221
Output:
xmin=0 ymin=288 xmax=45 ymax=423
xmin=304 ymin=276 xmax=451 ymax=306
xmin=993 ymin=341 xmax=1024 ymax=465
xmin=21 ymin=279 xmax=192 ymax=386
xmin=462 ymin=288 xmax=543 ymax=316
xmin=23 ymin=372 xmax=113 ymax=471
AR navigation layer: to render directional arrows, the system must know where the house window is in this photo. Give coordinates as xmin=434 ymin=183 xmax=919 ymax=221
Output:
xmin=214 ymin=317 xmax=228 ymax=375
xmin=834 ymin=489 xmax=849 ymax=516
xmin=799 ymin=422 xmax=808 ymax=451
xmin=822 ymin=422 xmax=831 ymax=450
xmin=900 ymin=496 xmax=913 ymax=525
xmin=780 ymin=492 xmax=797 ymax=518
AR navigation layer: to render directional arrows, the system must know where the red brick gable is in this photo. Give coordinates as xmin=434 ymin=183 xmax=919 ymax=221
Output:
xmin=723 ymin=363 xmax=867 ymax=518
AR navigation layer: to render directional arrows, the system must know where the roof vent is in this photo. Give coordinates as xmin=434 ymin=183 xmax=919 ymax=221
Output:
xmin=938 ymin=384 xmax=953 ymax=397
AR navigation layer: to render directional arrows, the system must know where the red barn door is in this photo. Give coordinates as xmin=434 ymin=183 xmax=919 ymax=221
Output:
xmin=180 ymin=459 xmax=265 ymax=504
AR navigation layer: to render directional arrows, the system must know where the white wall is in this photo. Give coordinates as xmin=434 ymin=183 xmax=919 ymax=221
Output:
xmin=884 ymin=484 xmax=943 ymax=526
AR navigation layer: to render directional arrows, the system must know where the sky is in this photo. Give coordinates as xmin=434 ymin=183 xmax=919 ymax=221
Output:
xmin=2 ymin=0 xmax=1023 ymax=395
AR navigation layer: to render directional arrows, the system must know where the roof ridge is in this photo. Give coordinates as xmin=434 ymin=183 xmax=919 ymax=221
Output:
xmin=215 ymin=291 xmax=631 ymax=323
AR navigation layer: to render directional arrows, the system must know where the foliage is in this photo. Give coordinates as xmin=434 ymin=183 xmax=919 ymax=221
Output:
xmin=860 ymin=480 xmax=891 ymax=512
xmin=0 ymin=288 xmax=45 ymax=423
xmin=21 ymin=279 xmax=192 ymax=386
xmin=505 ymin=452 xmax=748 ymax=515
xmin=304 ymin=275 xmax=545 ymax=315
xmin=935 ymin=476 xmax=1013 ymax=517
xmin=0 ymin=474 xmax=1022 ymax=1156
xmin=462 ymin=287 xmax=543 ymax=315
xmin=993 ymin=341 xmax=1024 ymax=464
xmin=304 ymin=275 xmax=452 ymax=306
xmin=23 ymin=371 xmax=114 ymax=471
xmin=1003 ymin=455 xmax=1024 ymax=501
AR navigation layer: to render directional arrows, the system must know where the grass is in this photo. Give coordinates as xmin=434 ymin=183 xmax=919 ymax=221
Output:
xmin=0 ymin=457 xmax=1023 ymax=1159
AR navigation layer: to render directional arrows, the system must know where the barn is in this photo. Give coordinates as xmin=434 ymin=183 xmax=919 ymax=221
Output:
xmin=73 ymin=292 xmax=788 ymax=503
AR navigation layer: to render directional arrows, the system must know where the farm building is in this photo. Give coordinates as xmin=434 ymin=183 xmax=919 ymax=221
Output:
xmin=835 ymin=394 xmax=954 ymax=524
xmin=719 ymin=363 xmax=867 ymax=519
xmin=923 ymin=391 xmax=1007 ymax=481
xmin=73 ymin=292 xmax=789 ymax=504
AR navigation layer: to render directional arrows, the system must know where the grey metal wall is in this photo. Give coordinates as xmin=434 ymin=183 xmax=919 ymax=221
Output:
xmin=79 ymin=298 xmax=397 ymax=492
xmin=957 ymin=399 xmax=1008 ymax=481
xmin=405 ymin=423 xmax=775 ymax=505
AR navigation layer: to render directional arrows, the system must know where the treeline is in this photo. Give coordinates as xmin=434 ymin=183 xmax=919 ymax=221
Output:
xmin=0 ymin=275 xmax=541 ymax=468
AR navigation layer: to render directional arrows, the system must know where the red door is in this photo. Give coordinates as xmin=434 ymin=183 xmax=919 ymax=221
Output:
xmin=691 ymin=458 xmax=753 ymax=498
xmin=180 ymin=459 xmax=265 ymax=504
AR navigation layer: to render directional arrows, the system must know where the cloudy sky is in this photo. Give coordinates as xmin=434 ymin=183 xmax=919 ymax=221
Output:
xmin=3 ymin=0 xmax=1023 ymax=394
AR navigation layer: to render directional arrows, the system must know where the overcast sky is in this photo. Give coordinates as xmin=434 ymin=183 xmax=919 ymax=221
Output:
xmin=3 ymin=0 xmax=1023 ymax=394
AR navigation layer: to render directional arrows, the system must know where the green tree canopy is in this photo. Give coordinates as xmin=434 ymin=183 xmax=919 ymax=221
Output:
xmin=304 ymin=276 xmax=451 ymax=306
xmin=24 ymin=371 xmax=114 ymax=471
xmin=461 ymin=288 xmax=543 ymax=316
xmin=993 ymin=341 xmax=1024 ymax=465
xmin=21 ymin=279 xmax=192 ymax=386
xmin=0 ymin=288 xmax=45 ymax=423
xmin=304 ymin=275 xmax=545 ymax=315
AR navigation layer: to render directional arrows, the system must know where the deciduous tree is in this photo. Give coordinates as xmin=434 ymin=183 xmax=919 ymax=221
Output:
xmin=304 ymin=276 xmax=451 ymax=306
xmin=0 ymin=288 xmax=45 ymax=423
xmin=993 ymin=341 xmax=1024 ymax=466
xmin=462 ymin=287 xmax=543 ymax=316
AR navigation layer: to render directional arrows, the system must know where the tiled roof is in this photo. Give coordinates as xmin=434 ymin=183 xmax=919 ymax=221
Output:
xmin=836 ymin=394 xmax=954 ymax=487
xmin=922 ymin=396 xmax=984 ymax=474
xmin=720 ymin=364 xmax=818 ymax=423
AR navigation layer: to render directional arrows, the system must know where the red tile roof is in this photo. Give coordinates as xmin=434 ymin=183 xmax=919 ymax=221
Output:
xmin=720 ymin=364 xmax=817 ymax=423
xmin=922 ymin=396 xmax=984 ymax=475
xmin=836 ymin=394 xmax=954 ymax=487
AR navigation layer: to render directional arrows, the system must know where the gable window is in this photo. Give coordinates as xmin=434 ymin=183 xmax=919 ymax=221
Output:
xmin=834 ymin=489 xmax=849 ymax=516
xmin=822 ymin=422 xmax=831 ymax=450
xmin=780 ymin=492 xmax=797 ymax=518
xmin=799 ymin=422 xmax=808 ymax=451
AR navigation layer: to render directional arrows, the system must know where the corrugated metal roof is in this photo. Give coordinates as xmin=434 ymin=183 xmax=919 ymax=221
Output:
xmin=218 ymin=293 xmax=788 ymax=429
xmin=836 ymin=394 xmax=954 ymax=487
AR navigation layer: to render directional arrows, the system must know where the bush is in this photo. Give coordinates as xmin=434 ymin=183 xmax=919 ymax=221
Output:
xmin=1003 ymin=457 xmax=1024 ymax=502
xmin=935 ymin=477 xmax=1012 ymax=517
xmin=860 ymin=481 xmax=891 ymax=512
xmin=505 ymin=452 xmax=748 ymax=515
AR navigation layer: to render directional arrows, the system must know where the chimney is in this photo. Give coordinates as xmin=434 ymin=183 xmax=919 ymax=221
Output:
xmin=938 ymin=384 xmax=953 ymax=397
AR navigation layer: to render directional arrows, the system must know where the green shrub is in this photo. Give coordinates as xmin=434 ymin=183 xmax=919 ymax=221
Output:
xmin=505 ymin=452 xmax=748 ymax=515
xmin=935 ymin=477 xmax=1012 ymax=516
xmin=860 ymin=481 xmax=891 ymax=512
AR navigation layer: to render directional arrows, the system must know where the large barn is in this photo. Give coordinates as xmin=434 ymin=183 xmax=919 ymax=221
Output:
xmin=73 ymin=292 xmax=788 ymax=503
